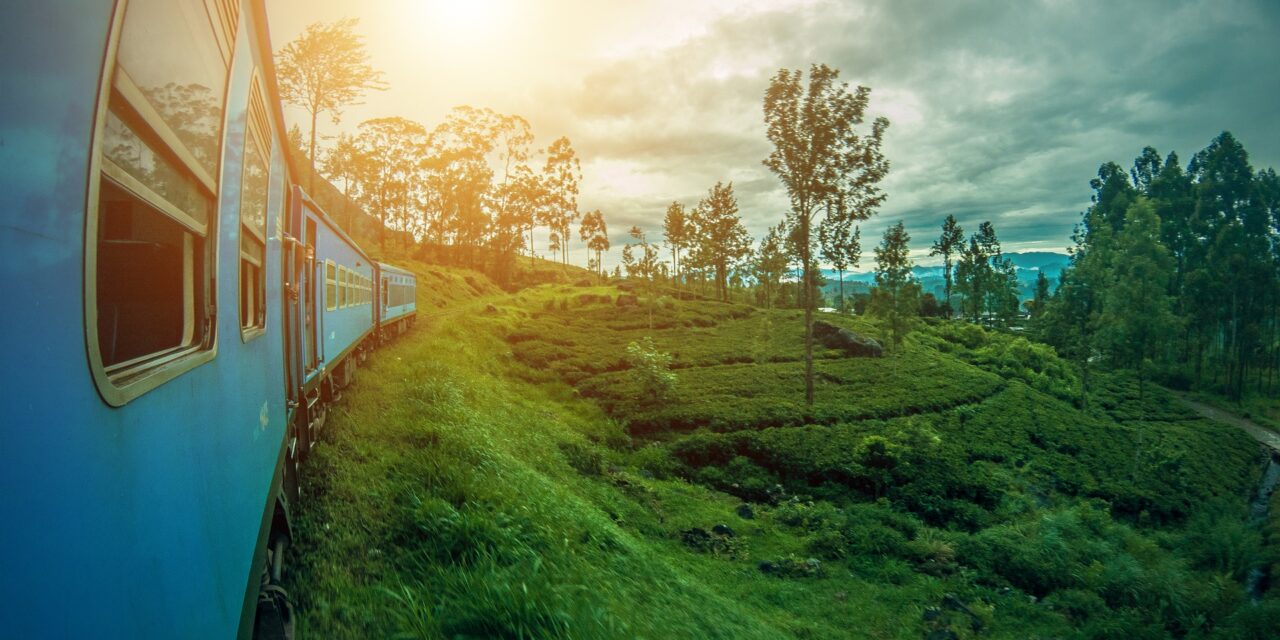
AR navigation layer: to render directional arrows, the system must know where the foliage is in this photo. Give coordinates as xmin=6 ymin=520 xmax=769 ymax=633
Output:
xmin=275 ymin=18 xmax=387 ymax=176
xmin=663 ymin=202 xmax=689 ymax=283
xmin=762 ymin=63 xmax=890 ymax=406
xmin=819 ymin=216 xmax=861 ymax=311
xmin=290 ymin=263 xmax=1276 ymax=640
xmin=753 ymin=225 xmax=791 ymax=309
xmin=930 ymin=214 xmax=965 ymax=318
xmin=1041 ymin=132 xmax=1279 ymax=403
xmin=539 ymin=137 xmax=582 ymax=265
xmin=624 ymin=337 xmax=677 ymax=403
xmin=578 ymin=210 xmax=610 ymax=277
xmin=868 ymin=221 xmax=920 ymax=347
xmin=685 ymin=182 xmax=752 ymax=302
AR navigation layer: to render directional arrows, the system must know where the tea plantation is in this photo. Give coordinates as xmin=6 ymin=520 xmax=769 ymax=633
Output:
xmin=287 ymin=274 xmax=1280 ymax=639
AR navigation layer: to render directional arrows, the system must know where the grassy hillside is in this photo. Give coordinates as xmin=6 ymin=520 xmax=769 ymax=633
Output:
xmin=285 ymin=270 xmax=1280 ymax=639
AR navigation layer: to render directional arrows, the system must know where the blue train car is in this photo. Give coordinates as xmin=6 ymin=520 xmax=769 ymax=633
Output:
xmin=303 ymin=187 xmax=375 ymax=397
xmin=1 ymin=0 xmax=299 ymax=637
xmin=377 ymin=261 xmax=418 ymax=339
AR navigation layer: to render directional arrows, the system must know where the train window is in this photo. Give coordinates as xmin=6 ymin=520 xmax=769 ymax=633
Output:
xmin=325 ymin=261 xmax=336 ymax=311
xmin=340 ymin=266 xmax=349 ymax=308
xmin=239 ymin=78 xmax=270 ymax=337
xmin=87 ymin=0 xmax=235 ymax=405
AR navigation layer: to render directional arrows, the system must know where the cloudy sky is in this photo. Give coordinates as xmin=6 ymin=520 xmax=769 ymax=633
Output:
xmin=269 ymin=0 xmax=1280 ymax=268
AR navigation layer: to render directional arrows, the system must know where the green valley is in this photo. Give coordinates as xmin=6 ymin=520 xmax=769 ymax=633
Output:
xmin=284 ymin=264 xmax=1280 ymax=639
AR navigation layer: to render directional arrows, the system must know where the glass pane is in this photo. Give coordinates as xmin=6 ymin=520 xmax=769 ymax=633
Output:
xmin=116 ymin=0 xmax=226 ymax=177
xmin=240 ymin=132 xmax=268 ymax=238
xmin=97 ymin=179 xmax=193 ymax=366
xmin=103 ymin=108 xmax=212 ymax=227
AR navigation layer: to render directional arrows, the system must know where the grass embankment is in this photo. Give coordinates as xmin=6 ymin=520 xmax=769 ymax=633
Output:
xmin=288 ymin=274 xmax=1280 ymax=638
xmin=286 ymin=271 xmax=785 ymax=638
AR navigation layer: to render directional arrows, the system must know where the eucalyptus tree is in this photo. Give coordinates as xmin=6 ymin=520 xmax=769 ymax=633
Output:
xmin=579 ymin=210 xmax=610 ymax=278
xmin=762 ymin=63 xmax=890 ymax=405
xmin=276 ymin=18 xmax=386 ymax=189
xmin=868 ymin=222 xmax=920 ymax=348
xmin=687 ymin=182 xmax=752 ymax=302
xmin=540 ymin=137 xmax=582 ymax=266
xmin=754 ymin=224 xmax=789 ymax=309
xmin=353 ymin=117 xmax=428 ymax=249
xmin=320 ymin=131 xmax=368 ymax=231
xmin=819 ymin=212 xmax=860 ymax=311
xmin=663 ymin=202 xmax=689 ymax=285
xmin=930 ymin=214 xmax=965 ymax=317
xmin=1100 ymin=198 xmax=1178 ymax=400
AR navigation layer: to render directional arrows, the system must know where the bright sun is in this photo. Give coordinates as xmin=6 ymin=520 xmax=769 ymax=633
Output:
xmin=419 ymin=0 xmax=506 ymax=37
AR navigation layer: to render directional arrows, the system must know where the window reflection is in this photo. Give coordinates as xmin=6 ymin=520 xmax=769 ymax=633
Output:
xmin=102 ymin=108 xmax=212 ymax=226
xmin=241 ymin=132 xmax=268 ymax=237
xmin=116 ymin=0 xmax=226 ymax=178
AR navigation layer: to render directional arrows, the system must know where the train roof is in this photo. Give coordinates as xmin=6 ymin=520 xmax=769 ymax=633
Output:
xmin=377 ymin=262 xmax=415 ymax=278
xmin=294 ymin=186 xmax=374 ymax=266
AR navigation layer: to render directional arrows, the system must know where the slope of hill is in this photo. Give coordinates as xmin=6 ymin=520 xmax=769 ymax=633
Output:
xmin=285 ymin=266 xmax=1280 ymax=638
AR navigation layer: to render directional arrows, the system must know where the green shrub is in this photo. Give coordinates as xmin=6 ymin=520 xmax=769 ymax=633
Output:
xmin=624 ymin=337 xmax=677 ymax=403
xmin=558 ymin=439 xmax=606 ymax=476
xmin=629 ymin=443 xmax=680 ymax=479
xmin=842 ymin=521 xmax=910 ymax=559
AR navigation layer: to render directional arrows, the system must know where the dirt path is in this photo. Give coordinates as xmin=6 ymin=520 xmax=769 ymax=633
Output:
xmin=1172 ymin=393 xmax=1280 ymax=453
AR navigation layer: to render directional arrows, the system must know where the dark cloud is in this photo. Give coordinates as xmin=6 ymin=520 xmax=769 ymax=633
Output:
xmin=534 ymin=0 xmax=1280 ymax=267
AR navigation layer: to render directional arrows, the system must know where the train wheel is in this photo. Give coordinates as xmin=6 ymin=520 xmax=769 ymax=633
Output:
xmin=253 ymin=533 xmax=295 ymax=640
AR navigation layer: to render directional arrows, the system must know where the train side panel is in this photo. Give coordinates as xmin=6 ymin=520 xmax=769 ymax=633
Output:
xmin=378 ymin=262 xmax=418 ymax=332
xmin=0 ymin=1 xmax=289 ymax=637
xmin=306 ymin=197 xmax=374 ymax=376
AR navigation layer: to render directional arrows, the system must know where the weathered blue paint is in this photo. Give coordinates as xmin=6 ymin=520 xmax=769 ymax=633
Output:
xmin=0 ymin=2 xmax=420 ymax=637
xmin=379 ymin=261 xmax=418 ymax=325
xmin=312 ymin=204 xmax=375 ymax=367
xmin=0 ymin=2 xmax=287 ymax=637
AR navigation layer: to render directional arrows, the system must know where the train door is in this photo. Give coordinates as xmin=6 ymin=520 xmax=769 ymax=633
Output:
xmin=304 ymin=218 xmax=318 ymax=372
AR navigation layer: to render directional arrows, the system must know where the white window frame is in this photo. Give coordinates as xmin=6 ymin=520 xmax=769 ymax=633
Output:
xmin=84 ymin=0 xmax=236 ymax=407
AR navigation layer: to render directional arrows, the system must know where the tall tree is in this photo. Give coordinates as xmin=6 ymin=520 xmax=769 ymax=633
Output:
xmin=754 ymin=224 xmax=790 ymax=309
xmin=1028 ymin=270 xmax=1051 ymax=318
xmin=579 ymin=210 xmax=610 ymax=278
xmin=930 ymin=214 xmax=965 ymax=317
xmin=868 ymin=222 xmax=920 ymax=348
xmin=493 ymin=164 xmax=544 ymax=273
xmin=687 ymin=182 xmax=752 ymax=302
xmin=819 ymin=212 xmax=861 ymax=311
xmin=540 ymin=137 xmax=582 ymax=265
xmin=276 ymin=18 xmax=386 ymax=190
xmin=762 ymin=63 xmax=890 ymax=405
xmin=1100 ymin=198 xmax=1178 ymax=400
xmin=320 ymin=131 xmax=368 ymax=231
xmin=955 ymin=226 xmax=999 ymax=324
xmin=663 ymin=202 xmax=689 ymax=285
xmin=353 ymin=117 xmax=427 ymax=249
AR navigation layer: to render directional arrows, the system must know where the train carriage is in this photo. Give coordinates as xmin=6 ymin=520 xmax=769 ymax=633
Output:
xmin=377 ymin=261 xmax=418 ymax=339
xmin=0 ymin=1 xmax=417 ymax=637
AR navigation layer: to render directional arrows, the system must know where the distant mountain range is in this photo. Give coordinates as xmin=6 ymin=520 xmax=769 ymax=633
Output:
xmin=819 ymin=251 xmax=1070 ymax=302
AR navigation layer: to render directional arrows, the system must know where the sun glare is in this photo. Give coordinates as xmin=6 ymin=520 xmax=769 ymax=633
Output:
xmin=415 ymin=0 xmax=507 ymax=40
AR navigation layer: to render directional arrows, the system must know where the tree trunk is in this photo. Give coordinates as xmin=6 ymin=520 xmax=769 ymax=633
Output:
xmin=671 ymin=246 xmax=678 ymax=288
xmin=838 ymin=268 xmax=845 ymax=312
xmin=308 ymin=109 xmax=318 ymax=194
xmin=802 ymin=214 xmax=814 ymax=407
xmin=943 ymin=257 xmax=952 ymax=319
